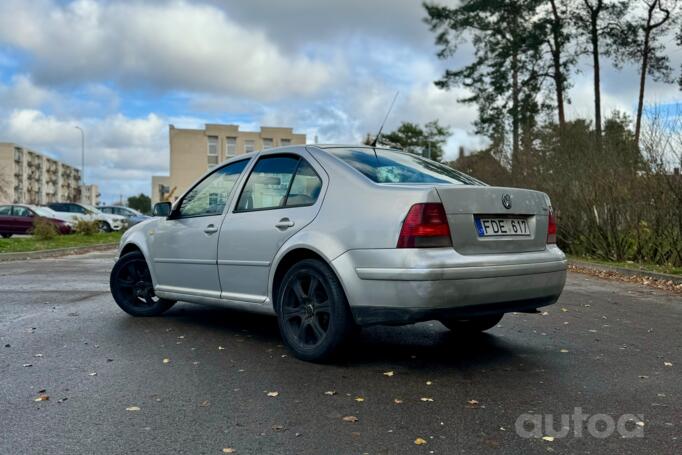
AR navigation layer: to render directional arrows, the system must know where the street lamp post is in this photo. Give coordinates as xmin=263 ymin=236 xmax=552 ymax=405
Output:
xmin=75 ymin=126 xmax=85 ymax=186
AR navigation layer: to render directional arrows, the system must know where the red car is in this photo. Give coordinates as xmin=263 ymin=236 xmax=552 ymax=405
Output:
xmin=0 ymin=204 xmax=74 ymax=238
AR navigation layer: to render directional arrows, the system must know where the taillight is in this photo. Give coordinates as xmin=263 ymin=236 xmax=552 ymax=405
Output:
xmin=547 ymin=207 xmax=557 ymax=244
xmin=397 ymin=203 xmax=452 ymax=248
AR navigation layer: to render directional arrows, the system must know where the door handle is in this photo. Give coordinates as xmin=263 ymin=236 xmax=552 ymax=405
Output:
xmin=204 ymin=224 xmax=219 ymax=234
xmin=275 ymin=218 xmax=295 ymax=230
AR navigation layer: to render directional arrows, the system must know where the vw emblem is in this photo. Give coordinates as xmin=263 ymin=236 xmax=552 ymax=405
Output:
xmin=502 ymin=194 xmax=512 ymax=209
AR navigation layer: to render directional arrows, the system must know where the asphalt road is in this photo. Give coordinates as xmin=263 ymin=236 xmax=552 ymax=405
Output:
xmin=1 ymin=252 xmax=680 ymax=455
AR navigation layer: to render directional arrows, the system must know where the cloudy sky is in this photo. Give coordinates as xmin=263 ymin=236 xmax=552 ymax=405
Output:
xmin=0 ymin=0 xmax=680 ymax=203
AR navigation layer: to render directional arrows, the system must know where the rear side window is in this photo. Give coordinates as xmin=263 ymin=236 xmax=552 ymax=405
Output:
xmin=0 ymin=206 xmax=11 ymax=215
xmin=13 ymin=207 xmax=32 ymax=217
xmin=329 ymin=148 xmax=481 ymax=185
xmin=236 ymin=155 xmax=322 ymax=212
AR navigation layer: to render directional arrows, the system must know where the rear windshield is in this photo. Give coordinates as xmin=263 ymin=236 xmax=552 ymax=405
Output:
xmin=328 ymin=148 xmax=482 ymax=185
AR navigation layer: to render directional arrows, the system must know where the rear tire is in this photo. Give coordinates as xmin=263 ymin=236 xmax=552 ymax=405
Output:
xmin=441 ymin=314 xmax=503 ymax=333
xmin=110 ymin=251 xmax=175 ymax=316
xmin=276 ymin=259 xmax=354 ymax=362
xmin=1 ymin=233 xmax=12 ymax=239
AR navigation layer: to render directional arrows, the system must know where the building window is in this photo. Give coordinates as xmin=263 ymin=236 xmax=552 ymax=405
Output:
xmin=208 ymin=136 xmax=219 ymax=167
xmin=263 ymin=138 xmax=274 ymax=149
xmin=244 ymin=139 xmax=255 ymax=154
xmin=280 ymin=138 xmax=291 ymax=146
xmin=225 ymin=137 xmax=237 ymax=158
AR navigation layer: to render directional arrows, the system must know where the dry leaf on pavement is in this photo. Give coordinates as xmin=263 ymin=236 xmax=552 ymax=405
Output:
xmin=162 ymin=358 xmax=170 ymax=364
xmin=34 ymin=394 xmax=49 ymax=402
xmin=542 ymin=436 xmax=554 ymax=442
xmin=420 ymin=397 xmax=434 ymax=402
xmin=126 ymin=406 xmax=141 ymax=411
xmin=222 ymin=448 xmax=236 ymax=454
xmin=342 ymin=416 xmax=359 ymax=423
xmin=324 ymin=391 xmax=337 ymax=396
xmin=355 ymin=397 xmax=365 ymax=402
xmin=266 ymin=391 xmax=279 ymax=397
xmin=383 ymin=371 xmax=394 ymax=377
xmin=414 ymin=437 xmax=427 ymax=445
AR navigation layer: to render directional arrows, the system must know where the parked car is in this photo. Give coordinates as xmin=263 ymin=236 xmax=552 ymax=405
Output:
xmin=110 ymin=145 xmax=567 ymax=361
xmin=48 ymin=202 xmax=127 ymax=232
xmin=0 ymin=204 xmax=74 ymax=237
xmin=99 ymin=206 xmax=150 ymax=226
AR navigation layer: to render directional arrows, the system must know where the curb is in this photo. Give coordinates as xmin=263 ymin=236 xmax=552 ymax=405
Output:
xmin=0 ymin=243 xmax=118 ymax=262
xmin=569 ymin=259 xmax=682 ymax=285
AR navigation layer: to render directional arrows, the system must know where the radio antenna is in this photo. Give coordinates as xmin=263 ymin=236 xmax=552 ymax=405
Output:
xmin=370 ymin=91 xmax=399 ymax=147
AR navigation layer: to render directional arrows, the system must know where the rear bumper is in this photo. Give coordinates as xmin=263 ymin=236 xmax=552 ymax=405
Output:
xmin=331 ymin=246 xmax=567 ymax=326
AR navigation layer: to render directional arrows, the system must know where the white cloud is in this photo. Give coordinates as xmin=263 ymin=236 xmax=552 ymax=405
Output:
xmin=0 ymin=0 xmax=332 ymax=100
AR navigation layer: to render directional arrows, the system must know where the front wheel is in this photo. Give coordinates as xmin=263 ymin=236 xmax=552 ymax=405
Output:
xmin=110 ymin=251 xmax=175 ymax=316
xmin=441 ymin=314 xmax=503 ymax=333
xmin=276 ymin=259 xmax=354 ymax=362
xmin=100 ymin=221 xmax=112 ymax=232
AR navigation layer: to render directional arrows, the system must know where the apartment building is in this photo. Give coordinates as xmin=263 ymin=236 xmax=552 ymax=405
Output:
xmin=151 ymin=124 xmax=306 ymax=204
xmin=0 ymin=143 xmax=97 ymax=205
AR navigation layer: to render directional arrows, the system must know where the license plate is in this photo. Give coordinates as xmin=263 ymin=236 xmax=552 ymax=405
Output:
xmin=475 ymin=217 xmax=530 ymax=237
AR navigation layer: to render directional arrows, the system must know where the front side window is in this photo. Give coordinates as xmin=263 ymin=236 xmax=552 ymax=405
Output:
xmin=177 ymin=160 xmax=249 ymax=218
xmin=208 ymin=136 xmax=219 ymax=167
xmin=13 ymin=206 xmax=32 ymax=217
xmin=329 ymin=148 xmax=483 ymax=185
xmin=236 ymin=156 xmax=322 ymax=212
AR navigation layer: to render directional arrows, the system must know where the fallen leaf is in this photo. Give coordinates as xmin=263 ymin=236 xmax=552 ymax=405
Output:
xmin=272 ymin=424 xmax=285 ymax=432
xmin=542 ymin=436 xmax=554 ymax=442
xmin=664 ymin=362 xmax=672 ymax=367
xmin=342 ymin=416 xmax=359 ymax=423
xmin=22 ymin=363 xmax=32 ymax=367
xmin=34 ymin=394 xmax=49 ymax=402
xmin=420 ymin=397 xmax=434 ymax=402
xmin=34 ymin=353 xmax=43 ymax=357
xmin=199 ymin=400 xmax=210 ymax=407
xmin=218 ymin=346 xmax=225 ymax=350
xmin=383 ymin=371 xmax=394 ymax=377
xmin=561 ymin=308 xmax=568 ymax=312
xmin=324 ymin=391 xmax=337 ymax=396
xmin=266 ymin=391 xmax=279 ymax=397
xmin=467 ymin=399 xmax=479 ymax=405
xmin=394 ymin=399 xmax=403 ymax=404
xmin=222 ymin=448 xmax=236 ymax=454
xmin=426 ymin=381 xmax=433 ymax=385
xmin=162 ymin=358 xmax=170 ymax=364
xmin=355 ymin=397 xmax=365 ymax=402
xmin=126 ymin=406 xmax=141 ymax=411
xmin=414 ymin=437 xmax=427 ymax=445
xmin=560 ymin=349 xmax=569 ymax=353
xmin=88 ymin=372 xmax=97 ymax=376
xmin=541 ymin=311 xmax=549 ymax=316
xmin=636 ymin=421 xmax=645 ymax=427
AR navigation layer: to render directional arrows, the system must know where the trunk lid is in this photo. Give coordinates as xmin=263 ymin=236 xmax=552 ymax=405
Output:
xmin=435 ymin=185 xmax=550 ymax=255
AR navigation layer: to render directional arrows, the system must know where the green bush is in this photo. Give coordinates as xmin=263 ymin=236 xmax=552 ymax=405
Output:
xmin=31 ymin=218 xmax=59 ymax=240
xmin=74 ymin=219 xmax=100 ymax=236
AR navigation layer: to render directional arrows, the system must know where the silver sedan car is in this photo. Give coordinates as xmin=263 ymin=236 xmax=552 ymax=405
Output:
xmin=110 ymin=145 xmax=567 ymax=361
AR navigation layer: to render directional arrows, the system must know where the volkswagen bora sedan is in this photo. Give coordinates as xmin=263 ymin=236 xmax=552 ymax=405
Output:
xmin=110 ymin=145 xmax=567 ymax=361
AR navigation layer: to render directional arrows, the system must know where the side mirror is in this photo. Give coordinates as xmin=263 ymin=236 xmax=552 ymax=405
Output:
xmin=152 ymin=202 xmax=172 ymax=217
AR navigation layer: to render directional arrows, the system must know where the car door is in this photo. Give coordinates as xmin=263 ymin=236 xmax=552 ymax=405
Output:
xmin=218 ymin=151 xmax=326 ymax=302
xmin=149 ymin=159 xmax=250 ymax=297
xmin=12 ymin=206 xmax=35 ymax=234
xmin=0 ymin=205 xmax=13 ymax=233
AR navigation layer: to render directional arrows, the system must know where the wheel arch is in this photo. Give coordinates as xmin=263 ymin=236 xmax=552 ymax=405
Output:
xmin=269 ymin=246 xmax=349 ymax=313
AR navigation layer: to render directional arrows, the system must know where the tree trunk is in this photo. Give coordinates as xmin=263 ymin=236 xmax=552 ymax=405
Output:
xmin=635 ymin=29 xmax=651 ymax=146
xmin=550 ymin=0 xmax=566 ymax=129
xmin=511 ymin=49 xmax=521 ymax=182
xmin=589 ymin=3 xmax=603 ymax=150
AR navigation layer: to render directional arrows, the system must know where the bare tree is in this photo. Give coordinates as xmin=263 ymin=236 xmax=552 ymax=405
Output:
xmin=630 ymin=0 xmax=676 ymax=145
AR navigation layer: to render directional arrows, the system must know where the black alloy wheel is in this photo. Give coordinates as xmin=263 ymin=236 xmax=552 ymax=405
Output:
xmin=110 ymin=251 xmax=175 ymax=316
xmin=277 ymin=259 xmax=353 ymax=362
